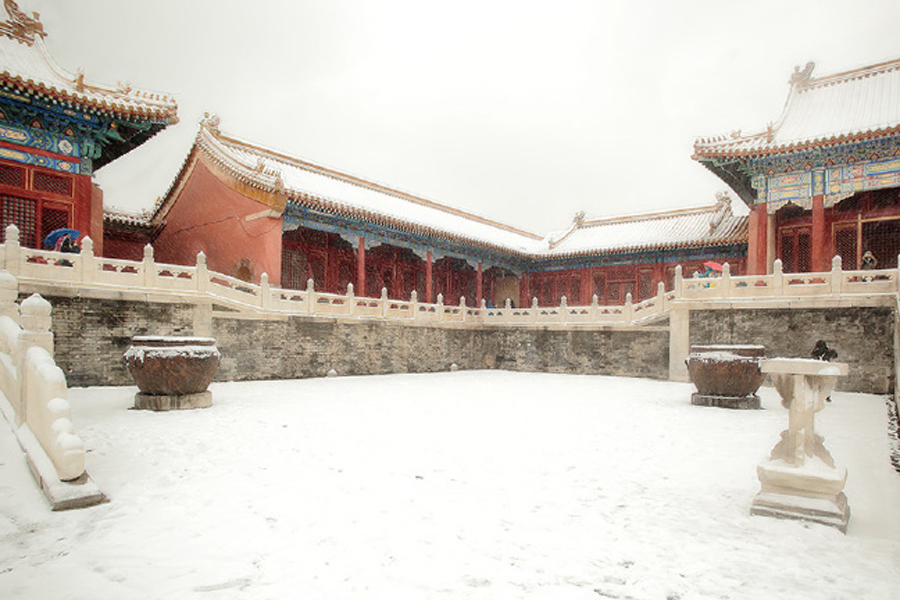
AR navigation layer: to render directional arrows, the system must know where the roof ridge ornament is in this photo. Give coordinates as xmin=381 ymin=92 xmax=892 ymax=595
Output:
xmin=790 ymin=61 xmax=816 ymax=86
xmin=709 ymin=192 xmax=732 ymax=233
xmin=0 ymin=0 xmax=46 ymax=45
xmin=573 ymin=210 xmax=585 ymax=228
xmin=200 ymin=112 xmax=221 ymax=135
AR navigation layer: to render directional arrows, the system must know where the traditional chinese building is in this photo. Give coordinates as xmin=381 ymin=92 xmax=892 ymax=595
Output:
xmin=0 ymin=0 xmax=177 ymax=256
xmin=111 ymin=115 xmax=747 ymax=307
xmin=694 ymin=58 xmax=900 ymax=274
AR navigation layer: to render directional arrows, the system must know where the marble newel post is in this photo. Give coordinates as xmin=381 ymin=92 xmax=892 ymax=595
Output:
xmin=751 ymin=358 xmax=850 ymax=532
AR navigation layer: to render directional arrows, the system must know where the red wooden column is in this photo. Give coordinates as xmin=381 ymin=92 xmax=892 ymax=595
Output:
xmin=356 ymin=237 xmax=366 ymax=296
xmin=748 ymin=202 xmax=768 ymax=275
xmin=811 ymin=194 xmax=826 ymax=272
xmin=425 ymin=251 xmax=433 ymax=303
xmin=476 ymin=261 xmax=483 ymax=306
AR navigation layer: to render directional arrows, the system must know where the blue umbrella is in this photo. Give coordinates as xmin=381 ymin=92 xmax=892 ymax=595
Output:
xmin=43 ymin=228 xmax=80 ymax=248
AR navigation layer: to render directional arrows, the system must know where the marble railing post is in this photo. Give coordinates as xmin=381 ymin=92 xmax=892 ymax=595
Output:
xmin=590 ymin=294 xmax=599 ymax=321
xmin=673 ymin=264 xmax=683 ymax=298
xmin=459 ymin=296 xmax=467 ymax=323
xmin=559 ymin=296 xmax=567 ymax=324
xmin=260 ymin=273 xmax=271 ymax=310
xmin=305 ymin=279 xmax=315 ymax=314
xmin=80 ymin=237 xmax=95 ymax=284
xmin=656 ymin=281 xmax=666 ymax=314
xmin=4 ymin=224 xmax=20 ymax=276
xmin=721 ymin=263 xmax=731 ymax=298
xmin=531 ymin=297 xmax=538 ymax=324
xmin=142 ymin=244 xmax=156 ymax=288
xmin=831 ymin=255 xmax=842 ymax=295
xmin=195 ymin=251 xmax=209 ymax=292
xmin=773 ymin=259 xmax=784 ymax=296
xmin=624 ymin=293 xmax=633 ymax=323
xmin=668 ymin=305 xmax=690 ymax=382
xmin=347 ymin=283 xmax=355 ymax=316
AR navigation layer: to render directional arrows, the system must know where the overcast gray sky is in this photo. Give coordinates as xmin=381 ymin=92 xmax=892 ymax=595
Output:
xmin=31 ymin=0 xmax=900 ymax=235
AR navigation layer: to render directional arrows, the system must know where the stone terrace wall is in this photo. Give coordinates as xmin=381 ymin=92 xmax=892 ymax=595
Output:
xmin=37 ymin=295 xmax=672 ymax=386
xmin=211 ymin=318 xmax=671 ymax=382
xmin=690 ymin=307 xmax=895 ymax=394
xmin=34 ymin=295 xmax=898 ymax=394
xmin=46 ymin=296 xmax=195 ymax=387
xmin=212 ymin=317 xmax=489 ymax=381
xmin=486 ymin=327 xmax=669 ymax=379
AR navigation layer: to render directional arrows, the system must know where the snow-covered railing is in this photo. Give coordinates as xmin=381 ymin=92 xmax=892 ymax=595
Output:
xmin=0 ymin=269 xmax=104 ymax=509
xmin=677 ymin=257 xmax=899 ymax=300
xmin=2 ymin=224 xmax=899 ymax=327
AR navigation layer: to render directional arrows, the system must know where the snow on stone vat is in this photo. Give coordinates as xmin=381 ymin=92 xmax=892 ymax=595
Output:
xmin=125 ymin=336 xmax=220 ymax=410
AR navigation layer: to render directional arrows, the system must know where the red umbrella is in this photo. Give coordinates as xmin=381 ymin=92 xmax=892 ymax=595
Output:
xmin=703 ymin=261 xmax=723 ymax=272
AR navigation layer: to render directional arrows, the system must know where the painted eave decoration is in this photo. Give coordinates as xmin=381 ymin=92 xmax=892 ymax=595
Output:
xmin=693 ymin=57 xmax=900 ymax=204
xmin=0 ymin=0 xmax=178 ymax=169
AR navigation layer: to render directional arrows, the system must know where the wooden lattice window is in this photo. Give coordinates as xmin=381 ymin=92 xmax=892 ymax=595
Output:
xmin=569 ymin=277 xmax=581 ymax=304
xmin=592 ymin=273 xmax=606 ymax=303
xmin=638 ymin=271 xmax=653 ymax=302
xmin=0 ymin=164 xmax=25 ymax=188
xmin=862 ymin=219 xmax=900 ymax=269
xmin=280 ymin=247 xmax=307 ymax=290
xmin=797 ymin=232 xmax=811 ymax=272
xmin=0 ymin=195 xmax=37 ymax=247
xmin=339 ymin=262 xmax=355 ymax=294
xmin=781 ymin=233 xmax=794 ymax=272
xmin=309 ymin=256 xmax=326 ymax=291
xmin=41 ymin=206 xmax=69 ymax=243
xmin=780 ymin=227 xmax=811 ymax=273
xmin=834 ymin=226 xmax=857 ymax=269
xmin=32 ymin=171 xmax=73 ymax=196
xmin=541 ymin=278 xmax=553 ymax=306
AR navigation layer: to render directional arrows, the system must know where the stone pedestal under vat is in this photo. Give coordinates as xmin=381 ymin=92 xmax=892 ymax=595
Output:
xmin=751 ymin=358 xmax=849 ymax=532
xmin=124 ymin=336 xmax=220 ymax=411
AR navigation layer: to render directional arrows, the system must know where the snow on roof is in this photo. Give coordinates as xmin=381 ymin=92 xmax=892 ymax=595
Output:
xmin=543 ymin=193 xmax=747 ymax=257
xmin=104 ymin=210 xmax=153 ymax=229
xmin=694 ymin=58 xmax=900 ymax=157
xmin=144 ymin=115 xmax=747 ymax=257
xmin=192 ymin=116 xmax=543 ymax=254
xmin=0 ymin=2 xmax=177 ymax=122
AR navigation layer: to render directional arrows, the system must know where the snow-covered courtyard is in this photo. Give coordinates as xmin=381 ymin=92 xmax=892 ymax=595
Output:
xmin=2 ymin=371 xmax=900 ymax=599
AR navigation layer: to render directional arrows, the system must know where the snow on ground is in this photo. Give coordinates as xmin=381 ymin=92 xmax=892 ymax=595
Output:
xmin=2 ymin=371 xmax=900 ymax=599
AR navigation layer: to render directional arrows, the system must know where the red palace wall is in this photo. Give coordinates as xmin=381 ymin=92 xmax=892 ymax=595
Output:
xmin=153 ymin=159 xmax=283 ymax=284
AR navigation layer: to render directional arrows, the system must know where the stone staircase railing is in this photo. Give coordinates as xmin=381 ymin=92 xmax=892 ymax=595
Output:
xmin=0 ymin=268 xmax=105 ymax=510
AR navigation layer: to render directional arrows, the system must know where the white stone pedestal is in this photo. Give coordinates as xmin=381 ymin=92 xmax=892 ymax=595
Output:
xmin=751 ymin=358 xmax=850 ymax=532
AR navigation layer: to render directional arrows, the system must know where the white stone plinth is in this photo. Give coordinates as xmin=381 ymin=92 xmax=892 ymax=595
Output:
xmin=751 ymin=358 xmax=850 ymax=532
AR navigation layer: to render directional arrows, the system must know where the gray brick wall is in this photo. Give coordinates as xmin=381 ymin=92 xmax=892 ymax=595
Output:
xmin=212 ymin=318 xmax=489 ymax=381
xmin=690 ymin=307 xmax=895 ymax=394
xmin=486 ymin=327 xmax=669 ymax=379
xmin=46 ymin=297 xmax=195 ymax=387
xmin=35 ymin=295 xmax=897 ymax=394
